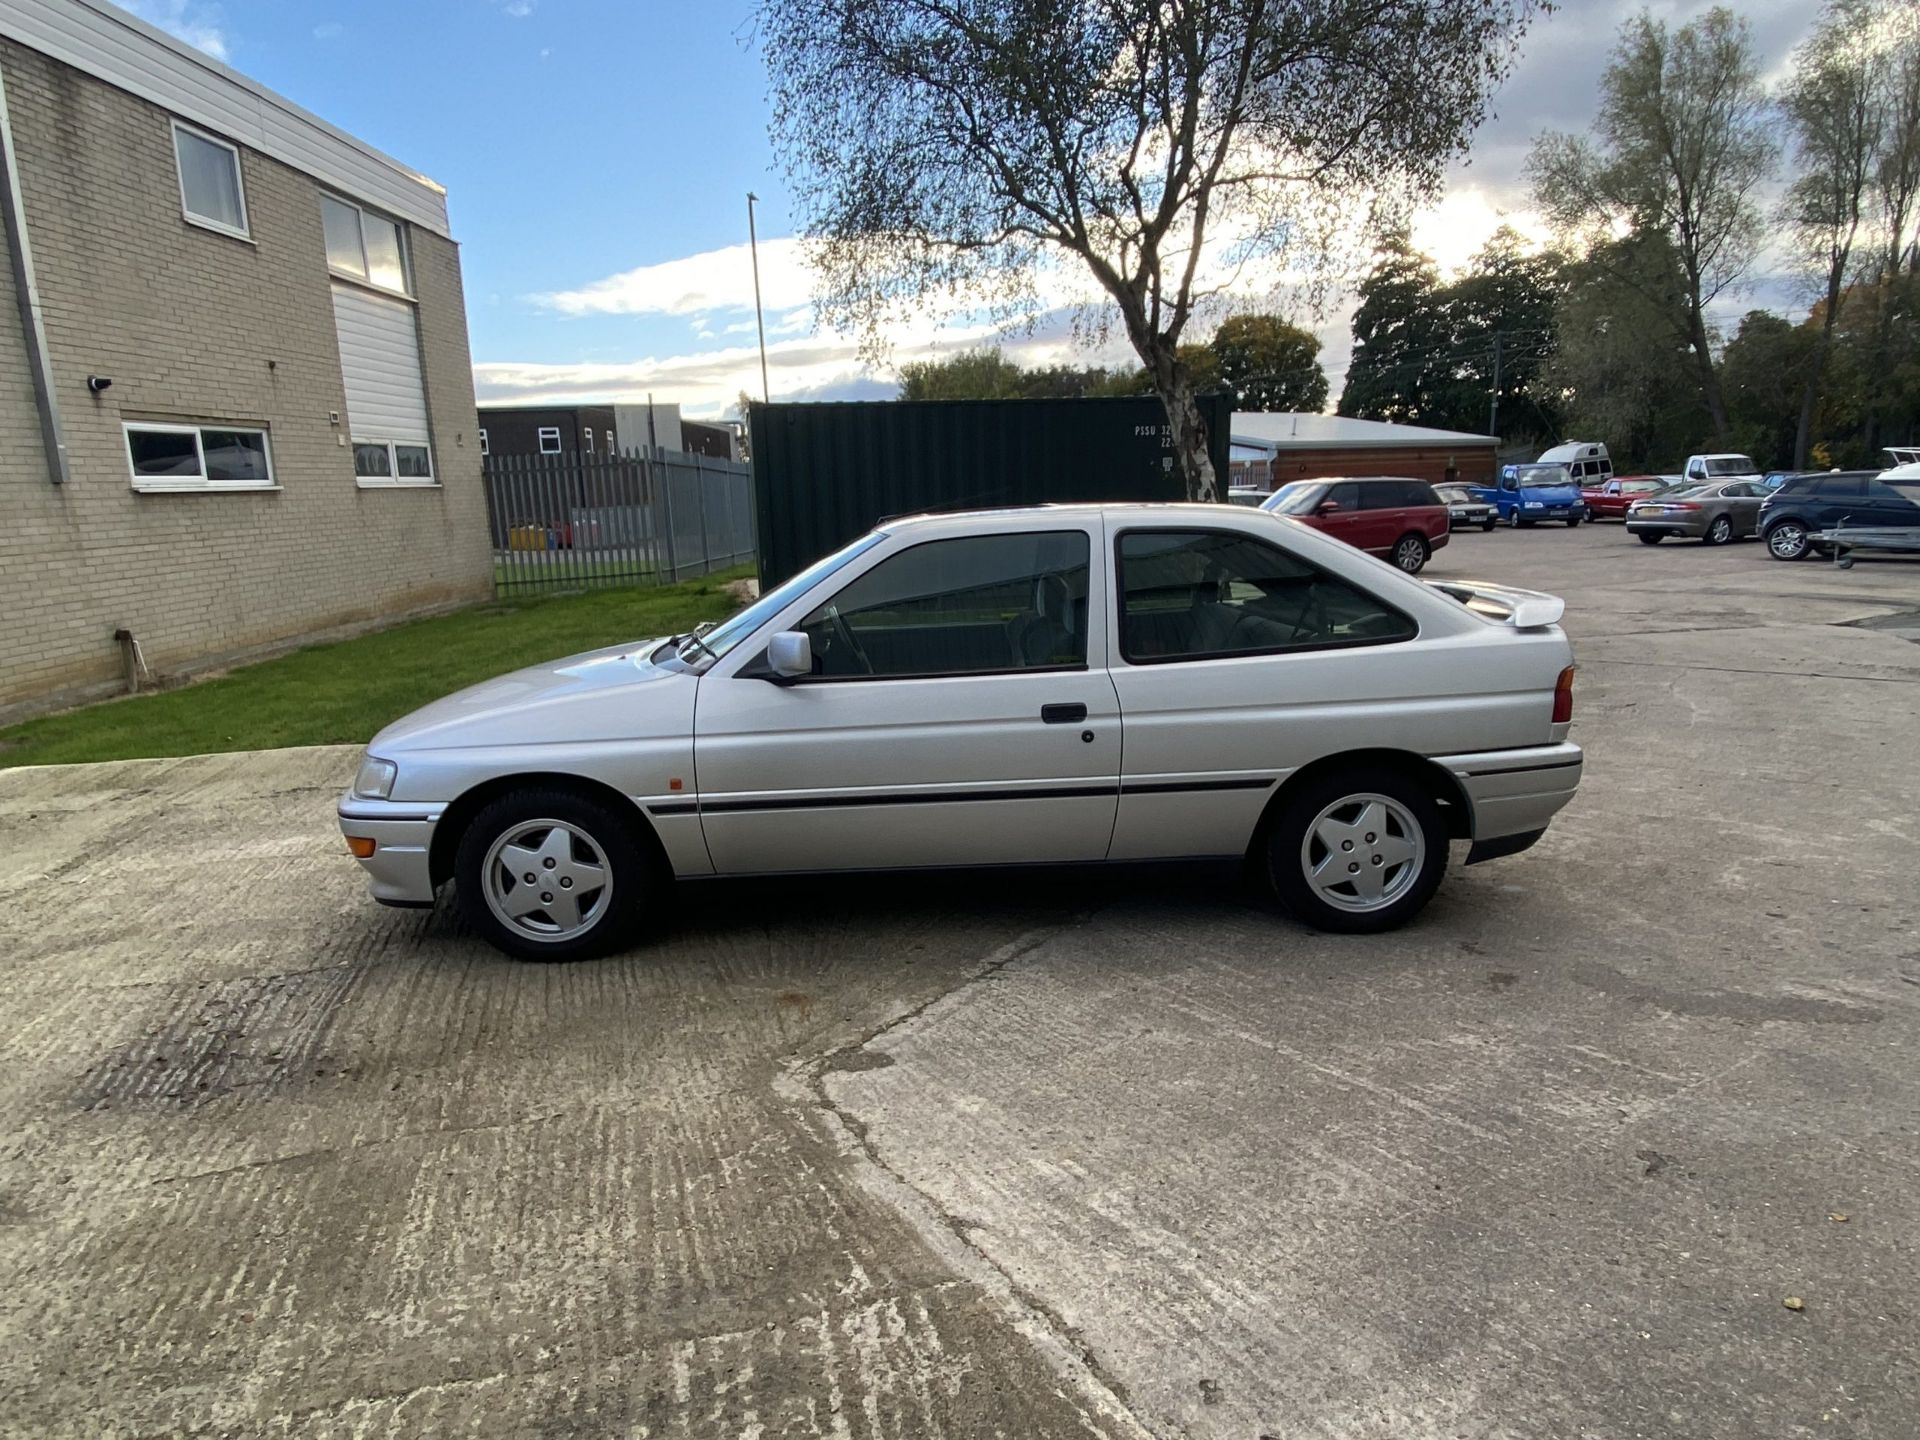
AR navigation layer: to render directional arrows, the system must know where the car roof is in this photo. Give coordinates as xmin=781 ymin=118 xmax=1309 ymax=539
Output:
xmin=878 ymin=501 xmax=1269 ymax=531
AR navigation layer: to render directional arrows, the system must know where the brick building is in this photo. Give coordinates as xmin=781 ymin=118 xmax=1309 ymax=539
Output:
xmin=477 ymin=400 xmax=741 ymax=462
xmin=0 ymin=0 xmax=491 ymax=721
xmin=1229 ymin=413 xmax=1502 ymax=494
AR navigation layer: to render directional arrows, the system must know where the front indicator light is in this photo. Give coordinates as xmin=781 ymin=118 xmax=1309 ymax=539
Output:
xmin=346 ymin=836 xmax=377 ymax=859
xmin=1553 ymin=666 xmax=1576 ymax=724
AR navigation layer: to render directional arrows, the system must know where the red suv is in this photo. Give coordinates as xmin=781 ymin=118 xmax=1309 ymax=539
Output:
xmin=1261 ymin=476 xmax=1451 ymax=573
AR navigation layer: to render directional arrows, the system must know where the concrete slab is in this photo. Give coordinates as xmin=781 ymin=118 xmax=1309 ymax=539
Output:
xmin=1 ymin=524 xmax=1916 ymax=1436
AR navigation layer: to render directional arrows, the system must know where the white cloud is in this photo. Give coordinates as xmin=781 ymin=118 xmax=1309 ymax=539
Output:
xmin=503 ymin=0 xmax=537 ymax=16
xmin=534 ymin=236 xmax=818 ymax=319
xmin=125 ymin=0 xmax=227 ymax=60
xmin=312 ymin=21 xmax=344 ymax=40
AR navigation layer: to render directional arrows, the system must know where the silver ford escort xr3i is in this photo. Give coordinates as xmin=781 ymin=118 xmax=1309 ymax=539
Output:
xmin=341 ymin=504 xmax=1582 ymax=961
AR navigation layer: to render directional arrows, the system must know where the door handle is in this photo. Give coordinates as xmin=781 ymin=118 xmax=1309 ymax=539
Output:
xmin=1041 ymin=703 xmax=1088 ymax=725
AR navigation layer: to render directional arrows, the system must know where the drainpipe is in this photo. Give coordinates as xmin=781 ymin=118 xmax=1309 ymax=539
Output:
xmin=0 ymin=63 xmax=70 ymax=485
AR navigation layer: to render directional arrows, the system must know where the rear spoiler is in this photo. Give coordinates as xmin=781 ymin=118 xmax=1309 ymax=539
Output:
xmin=1426 ymin=579 xmax=1566 ymax=629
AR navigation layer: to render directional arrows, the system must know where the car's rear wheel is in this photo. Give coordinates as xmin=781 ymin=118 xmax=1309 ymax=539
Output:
xmin=455 ymin=787 xmax=657 ymax=961
xmin=1264 ymin=768 xmax=1447 ymax=934
xmin=1766 ymin=520 xmax=1810 ymax=561
xmin=1705 ymin=515 xmax=1734 ymax=546
xmin=1638 ymin=532 xmax=1663 ymax=545
xmin=1392 ymin=532 xmax=1429 ymax=574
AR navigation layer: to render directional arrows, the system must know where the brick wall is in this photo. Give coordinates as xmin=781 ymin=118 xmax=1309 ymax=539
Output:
xmin=0 ymin=39 xmax=492 ymax=721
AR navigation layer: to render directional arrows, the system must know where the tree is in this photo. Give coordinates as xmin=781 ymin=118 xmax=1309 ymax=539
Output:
xmin=1779 ymin=0 xmax=1886 ymax=468
xmin=898 ymin=348 xmax=1031 ymax=400
xmin=1210 ymin=315 xmax=1327 ymax=412
xmin=1720 ymin=310 xmax=1818 ymax=468
xmin=1539 ymin=236 xmax=1701 ymax=470
xmin=1440 ymin=227 xmax=1566 ymax=444
xmin=761 ymin=0 xmax=1546 ymax=501
xmin=1528 ymin=7 xmax=1778 ymax=437
xmin=1338 ymin=235 xmax=1451 ymax=424
xmin=1853 ymin=6 xmax=1920 ymax=451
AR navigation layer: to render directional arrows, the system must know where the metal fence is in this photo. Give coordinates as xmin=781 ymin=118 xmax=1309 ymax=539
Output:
xmin=482 ymin=448 xmax=755 ymax=598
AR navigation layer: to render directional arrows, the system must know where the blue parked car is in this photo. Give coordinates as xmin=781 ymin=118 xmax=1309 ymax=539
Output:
xmin=1468 ymin=463 xmax=1588 ymax=527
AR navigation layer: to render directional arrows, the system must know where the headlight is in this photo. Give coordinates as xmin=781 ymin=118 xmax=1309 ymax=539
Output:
xmin=353 ymin=755 xmax=398 ymax=799
xmin=1524 ymin=501 xmax=1544 ymax=508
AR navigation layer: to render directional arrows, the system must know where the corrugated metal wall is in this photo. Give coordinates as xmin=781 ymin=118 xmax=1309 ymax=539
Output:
xmin=749 ymin=394 xmax=1233 ymax=586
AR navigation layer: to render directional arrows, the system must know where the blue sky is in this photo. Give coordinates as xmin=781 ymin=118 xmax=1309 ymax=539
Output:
xmin=127 ymin=0 xmax=1817 ymax=418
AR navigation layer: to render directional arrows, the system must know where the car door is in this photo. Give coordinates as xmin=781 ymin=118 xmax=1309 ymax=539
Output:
xmin=691 ymin=523 xmax=1122 ymax=873
xmin=1313 ymin=481 xmax=1370 ymax=548
xmin=1719 ymin=481 xmax=1764 ymax=536
xmin=1104 ymin=523 xmax=1430 ymax=859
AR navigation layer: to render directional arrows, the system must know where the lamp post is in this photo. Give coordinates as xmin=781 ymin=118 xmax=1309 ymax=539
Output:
xmin=747 ymin=192 xmax=769 ymax=404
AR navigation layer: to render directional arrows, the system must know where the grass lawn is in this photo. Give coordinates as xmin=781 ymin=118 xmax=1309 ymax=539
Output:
xmin=0 ymin=567 xmax=751 ymax=769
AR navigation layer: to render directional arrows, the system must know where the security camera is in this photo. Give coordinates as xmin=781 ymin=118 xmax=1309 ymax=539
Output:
xmin=87 ymin=375 xmax=112 ymax=393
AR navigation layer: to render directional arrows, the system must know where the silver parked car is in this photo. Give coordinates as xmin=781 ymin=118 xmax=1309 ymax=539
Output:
xmin=341 ymin=504 xmax=1583 ymax=960
xmin=1626 ymin=479 xmax=1770 ymax=544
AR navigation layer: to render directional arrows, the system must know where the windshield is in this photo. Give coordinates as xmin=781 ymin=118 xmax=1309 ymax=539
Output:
xmin=688 ymin=533 xmax=886 ymax=662
xmin=1513 ymin=463 xmax=1573 ymax=487
xmin=1263 ymin=482 xmax=1326 ymax=516
xmin=1705 ymin=456 xmax=1758 ymax=476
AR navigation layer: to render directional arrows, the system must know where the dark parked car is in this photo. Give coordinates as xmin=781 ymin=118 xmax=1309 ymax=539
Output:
xmin=1434 ymin=483 xmax=1497 ymax=531
xmin=1262 ymin=476 xmax=1451 ymax=573
xmin=1759 ymin=471 xmax=1920 ymax=560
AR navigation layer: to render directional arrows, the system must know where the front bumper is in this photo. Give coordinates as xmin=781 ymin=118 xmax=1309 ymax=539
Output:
xmin=1432 ymin=742 xmax=1582 ymax=849
xmin=338 ymin=798 xmax=445 ymax=907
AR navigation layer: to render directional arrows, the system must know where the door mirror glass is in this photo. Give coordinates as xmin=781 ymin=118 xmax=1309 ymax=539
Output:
xmin=767 ymin=631 xmax=812 ymax=678
xmin=1315 ymin=499 xmax=1342 ymax=515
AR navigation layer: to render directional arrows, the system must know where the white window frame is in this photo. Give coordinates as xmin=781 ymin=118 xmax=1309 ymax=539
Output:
xmin=354 ymin=439 xmax=437 ymax=489
xmin=479 ymin=428 xmax=489 ymax=456
xmin=125 ymin=421 xmax=276 ymax=493
xmin=322 ymin=191 xmax=413 ymax=298
xmin=538 ymin=427 xmax=562 ymax=455
xmin=582 ymin=427 xmax=594 ymax=452
xmin=606 ymin=429 xmax=615 ymax=454
xmin=171 ymin=121 xmax=251 ymax=242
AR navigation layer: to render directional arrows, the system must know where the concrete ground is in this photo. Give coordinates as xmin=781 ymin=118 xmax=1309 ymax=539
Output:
xmin=1 ymin=525 xmax=1916 ymax=1437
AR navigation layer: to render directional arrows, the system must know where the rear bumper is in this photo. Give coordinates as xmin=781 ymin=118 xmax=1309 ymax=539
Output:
xmin=338 ymin=798 xmax=443 ymax=906
xmin=1431 ymin=742 xmax=1582 ymax=845
xmin=1627 ymin=517 xmax=1706 ymax=537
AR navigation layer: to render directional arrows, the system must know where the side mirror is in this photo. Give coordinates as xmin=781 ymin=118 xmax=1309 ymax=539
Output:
xmin=766 ymin=631 xmax=812 ymax=680
xmin=1315 ymin=499 xmax=1342 ymax=515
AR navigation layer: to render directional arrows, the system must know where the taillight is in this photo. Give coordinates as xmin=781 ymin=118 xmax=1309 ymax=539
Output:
xmin=1671 ymin=502 xmax=1701 ymax=511
xmin=1552 ymin=666 xmax=1575 ymax=724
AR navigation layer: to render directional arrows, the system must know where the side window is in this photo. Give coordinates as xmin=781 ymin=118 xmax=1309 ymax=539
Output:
xmin=1118 ymin=530 xmax=1416 ymax=664
xmin=797 ymin=531 xmax=1090 ymax=679
xmin=1865 ymin=479 xmax=1918 ymax=505
xmin=1815 ymin=476 xmax=1864 ymax=497
xmin=1321 ymin=481 xmax=1362 ymax=511
xmin=1403 ymin=481 xmax=1440 ymax=507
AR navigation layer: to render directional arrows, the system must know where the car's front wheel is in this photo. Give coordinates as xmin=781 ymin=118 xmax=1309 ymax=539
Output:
xmin=455 ymin=786 xmax=657 ymax=961
xmin=1481 ymin=517 xmax=1497 ymax=532
xmin=1264 ymin=769 xmax=1447 ymax=933
xmin=1766 ymin=520 xmax=1810 ymax=561
xmin=1392 ymin=532 xmax=1430 ymax=574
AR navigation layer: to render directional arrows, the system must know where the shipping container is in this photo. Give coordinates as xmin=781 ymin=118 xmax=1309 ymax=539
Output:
xmin=749 ymin=394 xmax=1234 ymax=586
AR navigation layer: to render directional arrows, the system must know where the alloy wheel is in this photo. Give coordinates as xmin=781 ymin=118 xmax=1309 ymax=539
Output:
xmin=480 ymin=818 xmax=614 ymax=942
xmin=1768 ymin=522 xmax=1808 ymax=560
xmin=1298 ymin=793 xmax=1425 ymax=914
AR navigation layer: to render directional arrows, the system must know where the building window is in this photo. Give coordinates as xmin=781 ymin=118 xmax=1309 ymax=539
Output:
xmin=126 ymin=422 xmax=274 ymax=492
xmin=321 ymin=193 xmax=410 ymax=296
xmin=479 ymin=428 xmax=489 ymax=456
xmin=538 ymin=427 xmax=562 ymax=455
xmin=582 ymin=428 xmax=594 ymax=452
xmin=355 ymin=440 xmax=435 ymax=486
xmin=606 ymin=429 xmax=615 ymax=454
xmin=172 ymin=122 xmax=249 ymax=239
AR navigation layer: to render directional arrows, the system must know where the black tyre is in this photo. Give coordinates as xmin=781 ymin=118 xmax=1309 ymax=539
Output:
xmin=1263 ymin=767 xmax=1448 ymax=934
xmin=1567 ymin=515 xmax=1582 ymax=528
xmin=1705 ymin=515 xmax=1734 ymax=546
xmin=1766 ymin=519 xmax=1810 ymax=561
xmin=1482 ymin=517 xmax=1497 ymax=532
xmin=1391 ymin=532 xmax=1430 ymax=574
xmin=1638 ymin=532 xmax=1663 ymax=545
xmin=454 ymin=786 xmax=660 ymax=961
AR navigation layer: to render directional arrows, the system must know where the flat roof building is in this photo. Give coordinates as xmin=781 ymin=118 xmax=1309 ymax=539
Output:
xmin=1230 ymin=413 xmax=1502 ymax=492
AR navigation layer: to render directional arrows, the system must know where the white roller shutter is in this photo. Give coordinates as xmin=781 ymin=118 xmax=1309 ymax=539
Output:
xmin=331 ymin=283 xmax=429 ymax=443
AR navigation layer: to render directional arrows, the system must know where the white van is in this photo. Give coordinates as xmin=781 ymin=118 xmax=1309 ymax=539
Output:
xmin=1537 ymin=441 xmax=1614 ymax=486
